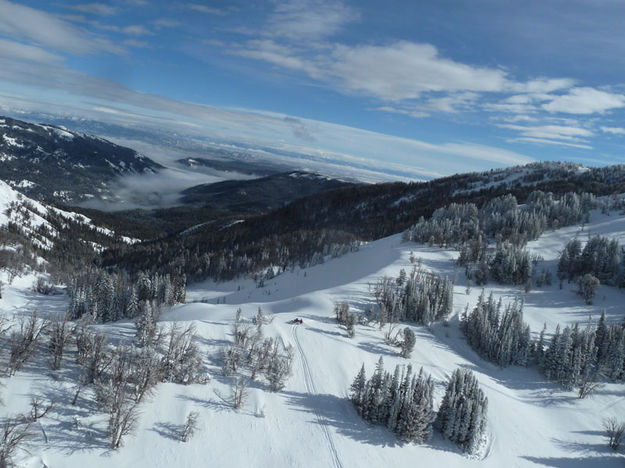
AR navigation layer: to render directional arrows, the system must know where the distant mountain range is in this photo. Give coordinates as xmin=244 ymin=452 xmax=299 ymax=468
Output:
xmin=180 ymin=170 xmax=355 ymax=213
xmin=0 ymin=116 xmax=162 ymax=204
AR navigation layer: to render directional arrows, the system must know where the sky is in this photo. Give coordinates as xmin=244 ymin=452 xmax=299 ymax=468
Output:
xmin=1 ymin=0 xmax=625 ymax=180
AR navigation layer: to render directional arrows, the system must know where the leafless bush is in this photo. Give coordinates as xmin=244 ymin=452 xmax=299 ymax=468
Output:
xmin=32 ymin=277 xmax=54 ymax=295
xmin=128 ymin=349 xmax=163 ymax=403
xmin=222 ymin=346 xmax=242 ymax=376
xmin=577 ymin=374 xmax=603 ymax=399
xmin=0 ymin=416 xmax=34 ymax=467
xmin=8 ymin=311 xmax=47 ymax=376
xmin=231 ymin=377 xmax=248 ymax=410
xmin=75 ymin=330 xmax=110 ymax=384
xmin=48 ymin=313 xmax=71 ymax=370
xmin=180 ymin=411 xmax=199 ymax=442
xmin=266 ymin=345 xmax=294 ymax=392
xmin=603 ymin=417 xmax=625 ymax=450
xmin=29 ymin=396 xmax=54 ymax=422
xmin=159 ymin=324 xmax=207 ymax=385
xmin=73 ymin=330 xmax=112 ymax=405
xmin=109 ymin=398 xmax=140 ymax=450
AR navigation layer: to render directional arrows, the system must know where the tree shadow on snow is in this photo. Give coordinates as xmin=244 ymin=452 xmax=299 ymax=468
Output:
xmin=521 ymin=456 xmax=623 ymax=467
xmin=282 ymin=390 xmax=460 ymax=455
xmin=356 ymin=341 xmax=398 ymax=358
xmin=151 ymin=421 xmax=182 ymax=441
xmin=304 ymin=325 xmax=347 ymax=339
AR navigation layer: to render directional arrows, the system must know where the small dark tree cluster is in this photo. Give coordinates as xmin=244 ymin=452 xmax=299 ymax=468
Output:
xmin=578 ymin=273 xmax=600 ymax=305
xmin=374 ymin=267 xmax=453 ymax=326
xmin=436 ymin=369 xmax=488 ymax=454
xmin=462 ymin=294 xmax=530 ymax=367
xmin=538 ymin=323 xmax=598 ymax=391
xmin=400 ymin=327 xmax=416 ymax=358
xmin=557 ymin=236 xmax=621 ymax=285
xmin=405 ymin=191 xmax=596 ymax=249
xmin=594 ymin=312 xmax=625 ymax=381
xmin=488 ymin=242 xmax=534 ymax=286
xmin=335 ymin=301 xmax=357 ymax=338
xmin=350 ymin=358 xmax=434 ymax=444
xmin=67 ymin=269 xmax=186 ymax=322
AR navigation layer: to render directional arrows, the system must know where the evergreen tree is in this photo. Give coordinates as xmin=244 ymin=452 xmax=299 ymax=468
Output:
xmin=436 ymin=369 xmax=488 ymax=453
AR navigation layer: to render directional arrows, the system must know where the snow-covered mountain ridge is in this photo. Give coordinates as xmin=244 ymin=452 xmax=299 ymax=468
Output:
xmin=0 ymin=116 xmax=162 ymax=203
xmin=0 ymin=178 xmax=134 ymax=251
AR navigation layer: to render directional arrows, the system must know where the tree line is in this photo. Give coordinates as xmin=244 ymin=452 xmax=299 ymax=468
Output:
xmin=404 ymin=191 xmax=596 ymax=286
xmin=461 ymin=295 xmax=625 ymax=395
xmin=67 ymin=269 xmax=186 ymax=322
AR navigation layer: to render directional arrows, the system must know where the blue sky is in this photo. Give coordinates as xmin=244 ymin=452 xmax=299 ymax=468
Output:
xmin=1 ymin=0 xmax=625 ymax=179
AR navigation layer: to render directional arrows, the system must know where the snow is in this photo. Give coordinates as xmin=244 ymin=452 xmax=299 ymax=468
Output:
xmin=40 ymin=125 xmax=74 ymax=140
xmin=1 ymin=211 xmax=625 ymax=466
xmin=0 ymin=180 xmax=137 ymax=249
xmin=14 ymin=180 xmax=36 ymax=189
xmin=2 ymin=134 xmax=24 ymax=148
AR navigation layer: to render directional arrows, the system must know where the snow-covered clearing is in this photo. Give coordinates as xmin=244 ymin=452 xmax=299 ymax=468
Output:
xmin=1 ymin=211 xmax=624 ymax=467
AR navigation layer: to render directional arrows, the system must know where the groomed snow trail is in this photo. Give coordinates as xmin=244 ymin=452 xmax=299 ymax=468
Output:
xmin=292 ymin=324 xmax=344 ymax=468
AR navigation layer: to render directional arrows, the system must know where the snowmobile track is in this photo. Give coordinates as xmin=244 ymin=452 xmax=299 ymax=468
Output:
xmin=292 ymin=324 xmax=344 ymax=468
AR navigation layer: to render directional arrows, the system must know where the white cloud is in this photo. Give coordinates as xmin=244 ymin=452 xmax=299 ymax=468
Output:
xmin=543 ymin=87 xmax=625 ymax=114
xmin=0 ymin=0 xmax=123 ymax=55
xmin=499 ymin=123 xmax=593 ymax=140
xmin=0 ymin=39 xmax=63 ymax=64
xmin=70 ymin=3 xmax=117 ymax=16
xmin=499 ymin=123 xmax=594 ymax=148
xmin=185 ymin=4 xmax=226 ymax=15
xmin=331 ymin=42 xmax=508 ymax=101
xmin=153 ymin=18 xmax=182 ymax=29
xmin=121 ymin=25 xmax=152 ymax=36
xmin=231 ymin=40 xmax=324 ymax=78
xmin=511 ymin=77 xmax=576 ymax=94
xmin=601 ymin=126 xmax=625 ymax=135
xmin=124 ymin=39 xmax=149 ymax=48
xmin=266 ymin=0 xmax=357 ymax=40
xmin=510 ymin=137 xmax=592 ymax=150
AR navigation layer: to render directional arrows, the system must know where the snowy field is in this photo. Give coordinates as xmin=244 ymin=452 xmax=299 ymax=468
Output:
xmin=1 ymin=210 xmax=625 ymax=467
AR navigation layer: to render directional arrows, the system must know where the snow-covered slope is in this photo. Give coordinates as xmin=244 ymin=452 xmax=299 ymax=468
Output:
xmin=1 ymin=210 xmax=625 ymax=467
xmin=0 ymin=179 xmax=134 ymax=250
xmin=0 ymin=116 xmax=162 ymax=203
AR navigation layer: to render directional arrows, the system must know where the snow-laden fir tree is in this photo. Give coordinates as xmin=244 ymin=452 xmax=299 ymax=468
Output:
xmin=374 ymin=267 xmax=453 ymax=326
xmin=400 ymin=327 xmax=416 ymax=358
xmin=350 ymin=358 xmax=434 ymax=444
xmin=462 ymin=293 xmax=530 ymax=367
xmin=436 ymin=368 xmax=488 ymax=454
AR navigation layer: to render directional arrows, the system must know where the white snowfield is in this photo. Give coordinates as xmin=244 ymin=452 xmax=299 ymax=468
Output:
xmin=2 ymin=211 xmax=625 ymax=467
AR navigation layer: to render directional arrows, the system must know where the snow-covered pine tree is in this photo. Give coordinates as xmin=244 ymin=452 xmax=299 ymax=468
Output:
xmin=436 ymin=368 xmax=488 ymax=453
xmin=350 ymin=361 xmax=434 ymax=444
xmin=400 ymin=327 xmax=416 ymax=358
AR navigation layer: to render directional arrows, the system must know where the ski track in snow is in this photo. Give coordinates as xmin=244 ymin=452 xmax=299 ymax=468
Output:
xmin=292 ymin=324 xmax=344 ymax=468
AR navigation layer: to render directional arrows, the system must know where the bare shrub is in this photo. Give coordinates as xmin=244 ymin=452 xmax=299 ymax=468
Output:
xmin=48 ymin=313 xmax=71 ymax=370
xmin=603 ymin=417 xmax=625 ymax=450
xmin=0 ymin=416 xmax=34 ymax=467
xmin=8 ymin=311 xmax=47 ymax=376
xmin=231 ymin=377 xmax=248 ymax=410
xmin=180 ymin=411 xmax=199 ymax=442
